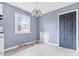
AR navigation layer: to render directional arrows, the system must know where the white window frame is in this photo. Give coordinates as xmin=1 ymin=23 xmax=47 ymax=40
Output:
xmin=15 ymin=12 xmax=30 ymax=34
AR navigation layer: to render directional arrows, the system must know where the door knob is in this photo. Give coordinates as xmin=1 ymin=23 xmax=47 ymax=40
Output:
xmin=61 ymin=32 xmax=62 ymax=34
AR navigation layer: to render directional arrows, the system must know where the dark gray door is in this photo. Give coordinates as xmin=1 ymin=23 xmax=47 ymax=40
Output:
xmin=59 ymin=11 xmax=76 ymax=50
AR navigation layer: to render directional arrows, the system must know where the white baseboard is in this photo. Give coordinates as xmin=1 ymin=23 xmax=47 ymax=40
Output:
xmin=4 ymin=40 xmax=39 ymax=51
xmin=46 ymin=42 xmax=59 ymax=47
xmin=4 ymin=45 xmax=18 ymax=52
xmin=19 ymin=40 xmax=39 ymax=46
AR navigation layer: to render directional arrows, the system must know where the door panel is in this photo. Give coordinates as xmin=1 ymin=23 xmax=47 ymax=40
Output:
xmin=59 ymin=15 xmax=66 ymax=47
xmin=59 ymin=11 xmax=76 ymax=50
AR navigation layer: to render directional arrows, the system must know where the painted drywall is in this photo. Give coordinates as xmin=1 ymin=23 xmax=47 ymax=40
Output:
xmin=39 ymin=3 xmax=79 ymax=49
xmin=1 ymin=2 xmax=79 ymax=49
xmin=3 ymin=3 xmax=39 ymax=49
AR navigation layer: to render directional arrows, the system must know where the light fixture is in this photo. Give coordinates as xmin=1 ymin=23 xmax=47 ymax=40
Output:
xmin=32 ymin=2 xmax=42 ymax=17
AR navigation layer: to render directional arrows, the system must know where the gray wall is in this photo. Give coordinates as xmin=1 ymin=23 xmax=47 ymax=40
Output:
xmin=2 ymin=2 xmax=79 ymax=49
xmin=3 ymin=3 xmax=39 ymax=49
xmin=39 ymin=3 xmax=79 ymax=48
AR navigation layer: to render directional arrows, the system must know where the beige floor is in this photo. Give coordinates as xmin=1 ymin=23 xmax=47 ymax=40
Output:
xmin=4 ymin=43 xmax=79 ymax=56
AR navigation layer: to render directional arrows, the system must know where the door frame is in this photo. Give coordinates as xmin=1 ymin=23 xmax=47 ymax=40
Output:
xmin=58 ymin=9 xmax=78 ymax=51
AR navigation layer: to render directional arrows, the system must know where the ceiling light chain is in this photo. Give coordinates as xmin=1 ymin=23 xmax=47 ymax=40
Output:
xmin=32 ymin=2 xmax=42 ymax=17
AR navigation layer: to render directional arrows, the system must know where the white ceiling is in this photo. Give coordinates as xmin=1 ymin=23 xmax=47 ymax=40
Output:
xmin=7 ymin=2 xmax=76 ymax=14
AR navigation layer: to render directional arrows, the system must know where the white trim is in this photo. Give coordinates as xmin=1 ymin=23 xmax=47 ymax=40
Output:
xmin=76 ymin=10 xmax=78 ymax=51
xmin=58 ymin=11 xmax=59 ymax=47
xmin=4 ymin=46 xmax=18 ymax=52
xmin=0 ymin=4 xmax=3 ymax=15
xmin=15 ymin=12 xmax=30 ymax=34
xmin=4 ymin=40 xmax=39 ymax=51
xmin=19 ymin=40 xmax=39 ymax=46
xmin=58 ymin=9 xmax=78 ymax=51
xmin=46 ymin=42 xmax=59 ymax=47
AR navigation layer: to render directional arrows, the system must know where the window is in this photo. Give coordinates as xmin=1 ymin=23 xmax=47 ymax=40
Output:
xmin=15 ymin=12 xmax=30 ymax=34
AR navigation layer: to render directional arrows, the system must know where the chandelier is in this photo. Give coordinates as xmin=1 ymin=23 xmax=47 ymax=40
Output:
xmin=32 ymin=2 xmax=42 ymax=17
